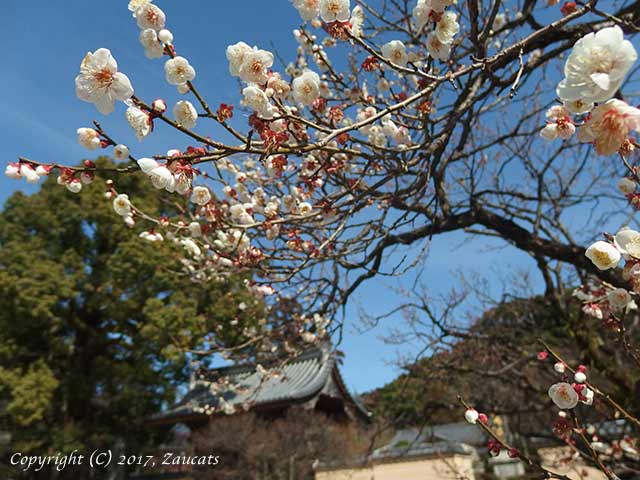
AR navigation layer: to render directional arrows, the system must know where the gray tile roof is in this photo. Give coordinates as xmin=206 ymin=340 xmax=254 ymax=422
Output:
xmin=152 ymin=348 xmax=369 ymax=422
xmin=316 ymin=423 xmax=484 ymax=471
xmin=387 ymin=423 xmax=488 ymax=448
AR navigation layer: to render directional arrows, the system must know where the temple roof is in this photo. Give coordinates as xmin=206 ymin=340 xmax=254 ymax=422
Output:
xmin=150 ymin=348 xmax=370 ymax=425
xmin=386 ymin=423 xmax=488 ymax=448
xmin=316 ymin=424 xmax=482 ymax=472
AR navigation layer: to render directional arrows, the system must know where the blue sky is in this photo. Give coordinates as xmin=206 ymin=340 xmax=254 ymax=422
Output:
xmin=2 ymin=0 xmax=619 ymax=395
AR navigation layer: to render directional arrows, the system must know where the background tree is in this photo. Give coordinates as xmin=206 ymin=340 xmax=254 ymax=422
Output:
xmin=5 ymin=0 xmax=640 ymax=478
xmin=191 ymin=409 xmax=367 ymax=480
xmin=0 ymin=158 xmax=263 ymax=478
xmin=363 ymin=289 xmax=640 ymax=476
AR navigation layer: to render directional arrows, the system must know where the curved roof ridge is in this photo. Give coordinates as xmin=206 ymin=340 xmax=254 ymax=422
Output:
xmin=149 ymin=345 xmax=370 ymax=425
xmin=283 ymin=346 xmax=335 ymax=401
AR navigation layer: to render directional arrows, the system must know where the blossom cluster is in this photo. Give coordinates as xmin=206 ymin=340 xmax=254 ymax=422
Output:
xmin=540 ymin=26 xmax=639 ymax=157
xmin=412 ymin=0 xmax=459 ymax=60
xmin=5 ymin=0 xmax=640 ymax=428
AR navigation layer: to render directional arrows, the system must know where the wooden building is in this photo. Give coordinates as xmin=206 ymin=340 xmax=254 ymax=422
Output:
xmin=149 ymin=347 xmax=370 ymax=429
xmin=132 ymin=348 xmax=370 ymax=479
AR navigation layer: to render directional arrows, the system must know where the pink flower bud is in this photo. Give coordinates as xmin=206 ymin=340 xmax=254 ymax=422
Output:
xmin=152 ymin=99 xmax=167 ymax=113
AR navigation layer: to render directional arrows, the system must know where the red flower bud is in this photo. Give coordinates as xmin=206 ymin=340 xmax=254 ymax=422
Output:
xmin=560 ymin=1 xmax=577 ymax=16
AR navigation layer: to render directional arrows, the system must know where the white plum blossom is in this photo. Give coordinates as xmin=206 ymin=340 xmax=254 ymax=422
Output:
xmin=128 ymin=0 xmax=151 ymax=14
xmin=292 ymin=0 xmax=320 ymax=21
xmin=65 ymin=179 xmax=83 ymax=194
xmin=20 ymin=164 xmax=40 ymax=183
xmin=242 ymin=85 xmax=275 ymax=118
xmin=191 ymin=186 xmax=212 ymax=205
xmin=181 ymin=238 xmax=202 ymax=257
xmin=125 ymin=105 xmax=152 ymax=140
xmin=319 ymin=0 xmax=350 ymax=23
xmin=573 ymin=288 xmax=595 ymax=303
xmin=574 ymin=371 xmax=587 ymax=384
xmin=173 ymin=100 xmax=198 ymax=129
xmin=140 ymin=231 xmax=163 ymax=242
xmin=80 ymin=172 xmax=94 ymax=185
xmin=35 ymin=165 xmax=51 ymax=177
xmin=563 ymin=99 xmax=594 ymax=115
xmin=165 ymin=56 xmax=196 ymax=86
xmin=113 ymin=194 xmax=132 ymax=216
xmin=139 ymin=29 xmax=164 ymax=59
xmin=393 ymin=126 xmax=412 ymax=147
xmin=5 ymin=163 xmax=21 ymax=179
xmin=349 ymin=5 xmax=364 ymax=36
xmin=608 ymin=288 xmax=633 ymax=310
xmin=188 ymin=222 xmax=202 ymax=237
xmin=381 ymin=40 xmax=408 ymax=67
xmin=585 ymin=240 xmax=621 ymax=270
xmin=413 ymin=0 xmax=440 ymax=31
xmin=464 ymin=408 xmax=479 ymax=424
xmin=426 ymin=33 xmax=451 ymax=61
xmin=548 ymin=382 xmax=579 ymax=409
xmin=292 ymin=70 xmax=321 ymax=105
xmin=77 ymin=127 xmax=101 ymax=150
xmin=554 ymin=362 xmax=566 ymax=374
xmin=137 ymin=157 xmax=159 ymax=174
xmin=135 ymin=3 xmax=166 ymax=31
xmin=539 ymin=105 xmax=575 ymax=140
xmin=152 ymin=99 xmax=167 ymax=113
xmin=113 ymin=144 xmax=130 ymax=160
xmin=583 ymin=303 xmax=604 ymax=319
xmin=158 ymin=29 xmax=173 ymax=44
xmin=557 ymin=26 xmax=637 ymax=104
xmin=539 ymin=124 xmax=560 ymax=140
xmin=614 ymin=227 xmax=640 ymax=258
xmin=578 ymin=99 xmax=640 ymax=156
xmin=238 ymin=49 xmax=274 ymax=85
xmin=491 ymin=12 xmax=507 ymax=32
xmin=413 ymin=0 xmax=455 ymax=29
xmin=435 ymin=11 xmax=459 ymax=45
xmin=618 ymin=177 xmax=636 ymax=195
xmin=148 ymin=165 xmax=173 ymax=189
xmin=229 ymin=204 xmax=254 ymax=225
xmin=226 ymin=41 xmax=253 ymax=77
xmin=174 ymin=173 xmax=191 ymax=195
xmin=298 ymin=202 xmax=313 ymax=215
xmin=75 ymin=49 xmax=134 ymax=115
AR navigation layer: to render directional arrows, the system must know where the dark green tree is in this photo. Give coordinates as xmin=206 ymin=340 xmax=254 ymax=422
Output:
xmin=0 ymin=158 xmax=262 ymax=478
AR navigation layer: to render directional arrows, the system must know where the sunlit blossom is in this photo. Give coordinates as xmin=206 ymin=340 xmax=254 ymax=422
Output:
xmin=75 ymin=49 xmax=133 ymax=115
xmin=548 ymin=382 xmax=579 ymax=409
xmin=165 ymin=56 xmax=196 ymax=86
xmin=585 ymin=240 xmax=621 ymax=270
xmin=557 ymin=26 xmax=637 ymax=104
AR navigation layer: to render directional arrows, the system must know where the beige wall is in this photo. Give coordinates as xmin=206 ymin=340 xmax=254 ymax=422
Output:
xmin=316 ymin=454 xmax=476 ymax=480
xmin=539 ymin=446 xmax=607 ymax=480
